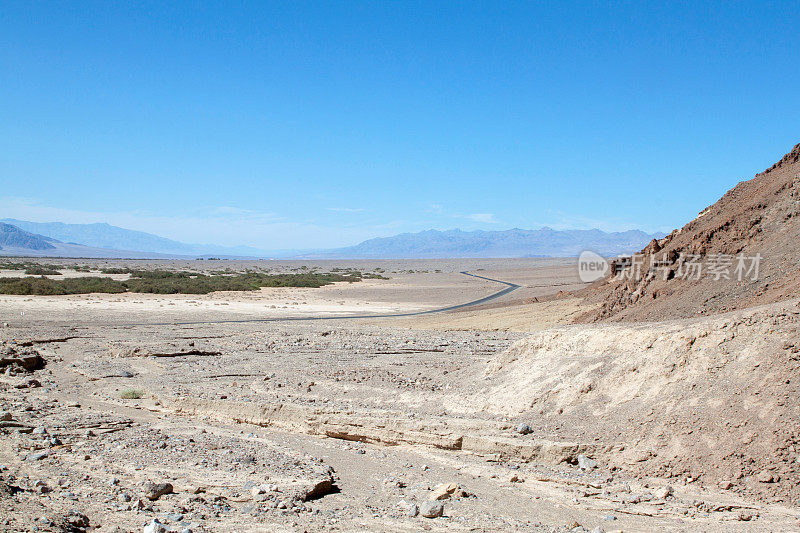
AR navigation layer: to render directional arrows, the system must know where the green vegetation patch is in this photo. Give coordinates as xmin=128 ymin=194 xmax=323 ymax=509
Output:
xmin=0 ymin=276 xmax=127 ymax=295
xmin=120 ymin=389 xmax=143 ymax=399
xmin=24 ymin=266 xmax=62 ymax=276
xmin=0 ymin=269 xmax=384 ymax=295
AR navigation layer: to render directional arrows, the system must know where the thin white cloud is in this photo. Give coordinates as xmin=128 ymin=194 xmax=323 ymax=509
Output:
xmin=466 ymin=213 xmax=499 ymax=224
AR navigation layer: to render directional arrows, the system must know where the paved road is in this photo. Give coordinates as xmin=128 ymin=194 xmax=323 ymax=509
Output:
xmin=121 ymin=271 xmax=521 ymax=327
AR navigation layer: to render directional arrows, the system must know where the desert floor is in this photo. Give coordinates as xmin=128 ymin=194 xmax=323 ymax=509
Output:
xmin=1 ymin=258 xmax=797 ymax=532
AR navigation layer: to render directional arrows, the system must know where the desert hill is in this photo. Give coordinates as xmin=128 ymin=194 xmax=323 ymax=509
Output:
xmin=0 ymin=222 xmax=57 ymax=251
xmin=580 ymin=142 xmax=800 ymax=322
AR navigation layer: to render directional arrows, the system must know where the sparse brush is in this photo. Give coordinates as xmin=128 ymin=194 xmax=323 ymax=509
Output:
xmin=120 ymin=389 xmax=143 ymax=399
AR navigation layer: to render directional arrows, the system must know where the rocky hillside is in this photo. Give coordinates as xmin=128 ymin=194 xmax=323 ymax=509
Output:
xmin=580 ymin=142 xmax=800 ymax=322
xmin=0 ymin=222 xmax=56 ymax=251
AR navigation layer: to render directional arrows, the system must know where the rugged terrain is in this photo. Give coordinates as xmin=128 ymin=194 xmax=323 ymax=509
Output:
xmin=1 ymin=258 xmax=799 ymax=531
xmin=580 ymin=142 xmax=800 ymax=322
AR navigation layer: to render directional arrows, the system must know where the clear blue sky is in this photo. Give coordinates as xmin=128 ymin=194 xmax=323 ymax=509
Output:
xmin=1 ymin=1 xmax=798 ymax=249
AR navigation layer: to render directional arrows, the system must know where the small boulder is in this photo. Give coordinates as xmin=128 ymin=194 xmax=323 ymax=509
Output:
xmin=419 ymin=500 xmax=444 ymax=518
xmin=59 ymin=510 xmax=90 ymax=532
xmin=142 ymin=482 xmax=173 ymax=501
xmin=429 ymin=482 xmax=460 ymax=500
xmin=756 ymin=471 xmax=778 ymax=483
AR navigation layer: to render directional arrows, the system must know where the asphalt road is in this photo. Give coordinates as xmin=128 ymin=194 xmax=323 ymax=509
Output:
xmin=120 ymin=270 xmax=521 ymax=327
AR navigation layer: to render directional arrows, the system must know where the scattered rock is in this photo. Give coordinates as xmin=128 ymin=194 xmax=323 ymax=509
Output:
xmin=14 ymin=378 xmax=41 ymax=389
xmin=0 ymin=353 xmax=46 ymax=372
xmin=26 ymin=451 xmax=49 ymax=462
xmin=142 ymin=482 xmax=173 ymax=501
xmin=0 ymin=412 xmax=12 ymax=422
xmin=419 ymin=500 xmax=444 ymax=518
xmin=756 ymin=471 xmax=778 ymax=483
xmin=58 ymin=510 xmax=90 ymax=532
xmin=719 ymin=481 xmax=733 ymax=490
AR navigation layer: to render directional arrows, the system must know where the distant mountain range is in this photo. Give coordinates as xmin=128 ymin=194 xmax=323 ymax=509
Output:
xmin=308 ymin=228 xmax=666 ymax=258
xmin=0 ymin=219 xmax=665 ymax=259
xmin=1 ymin=219 xmax=269 ymax=258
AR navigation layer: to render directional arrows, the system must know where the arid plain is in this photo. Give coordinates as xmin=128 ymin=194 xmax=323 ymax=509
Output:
xmin=2 ymin=258 xmax=798 ymax=532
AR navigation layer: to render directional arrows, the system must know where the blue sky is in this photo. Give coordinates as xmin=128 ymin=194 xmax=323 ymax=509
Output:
xmin=1 ymin=1 xmax=798 ymax=249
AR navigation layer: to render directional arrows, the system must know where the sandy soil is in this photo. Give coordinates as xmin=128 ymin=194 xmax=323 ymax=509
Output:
xmin=1 ymin=259 xmax=797 ymax=532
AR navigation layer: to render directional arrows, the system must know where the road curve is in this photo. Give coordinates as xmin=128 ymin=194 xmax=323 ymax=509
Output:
xmin=117 ymin=271 xmax=521 ymax=327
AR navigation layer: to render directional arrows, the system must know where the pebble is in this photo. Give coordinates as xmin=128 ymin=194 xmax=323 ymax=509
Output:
xmin=653 ymin=485 xmax=673 ymax=499
xmin=26 ymin=451 xmax=49 ymax=462
xmin=515 ymin=423 xmax=532 ymax=435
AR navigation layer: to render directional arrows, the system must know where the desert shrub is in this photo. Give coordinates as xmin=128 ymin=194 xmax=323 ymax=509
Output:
xmin=100 ymin=267 xmax=133 ymax=274
xmin=24 ymin=266 xmax=62 ymax=275
xmin=0 ymin=270 xmax=372 ymax=295
xmin=120 ymin=389 xmax=143 ymax=399
xmin=0 ymin=276 xmax=127 ymax=295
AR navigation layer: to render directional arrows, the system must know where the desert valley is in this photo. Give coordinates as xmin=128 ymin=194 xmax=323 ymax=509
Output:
xmin=2 ymin=145 xmax=800 ymax=532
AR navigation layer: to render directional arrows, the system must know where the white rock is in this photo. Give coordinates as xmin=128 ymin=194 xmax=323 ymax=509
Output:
xmin=577 ymin=455 xmax=598 ymax=471
xmin=653 ymin=485 xmax=673 ymax=499
xmin=143 ymin=519 xmax=169 ymax=533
